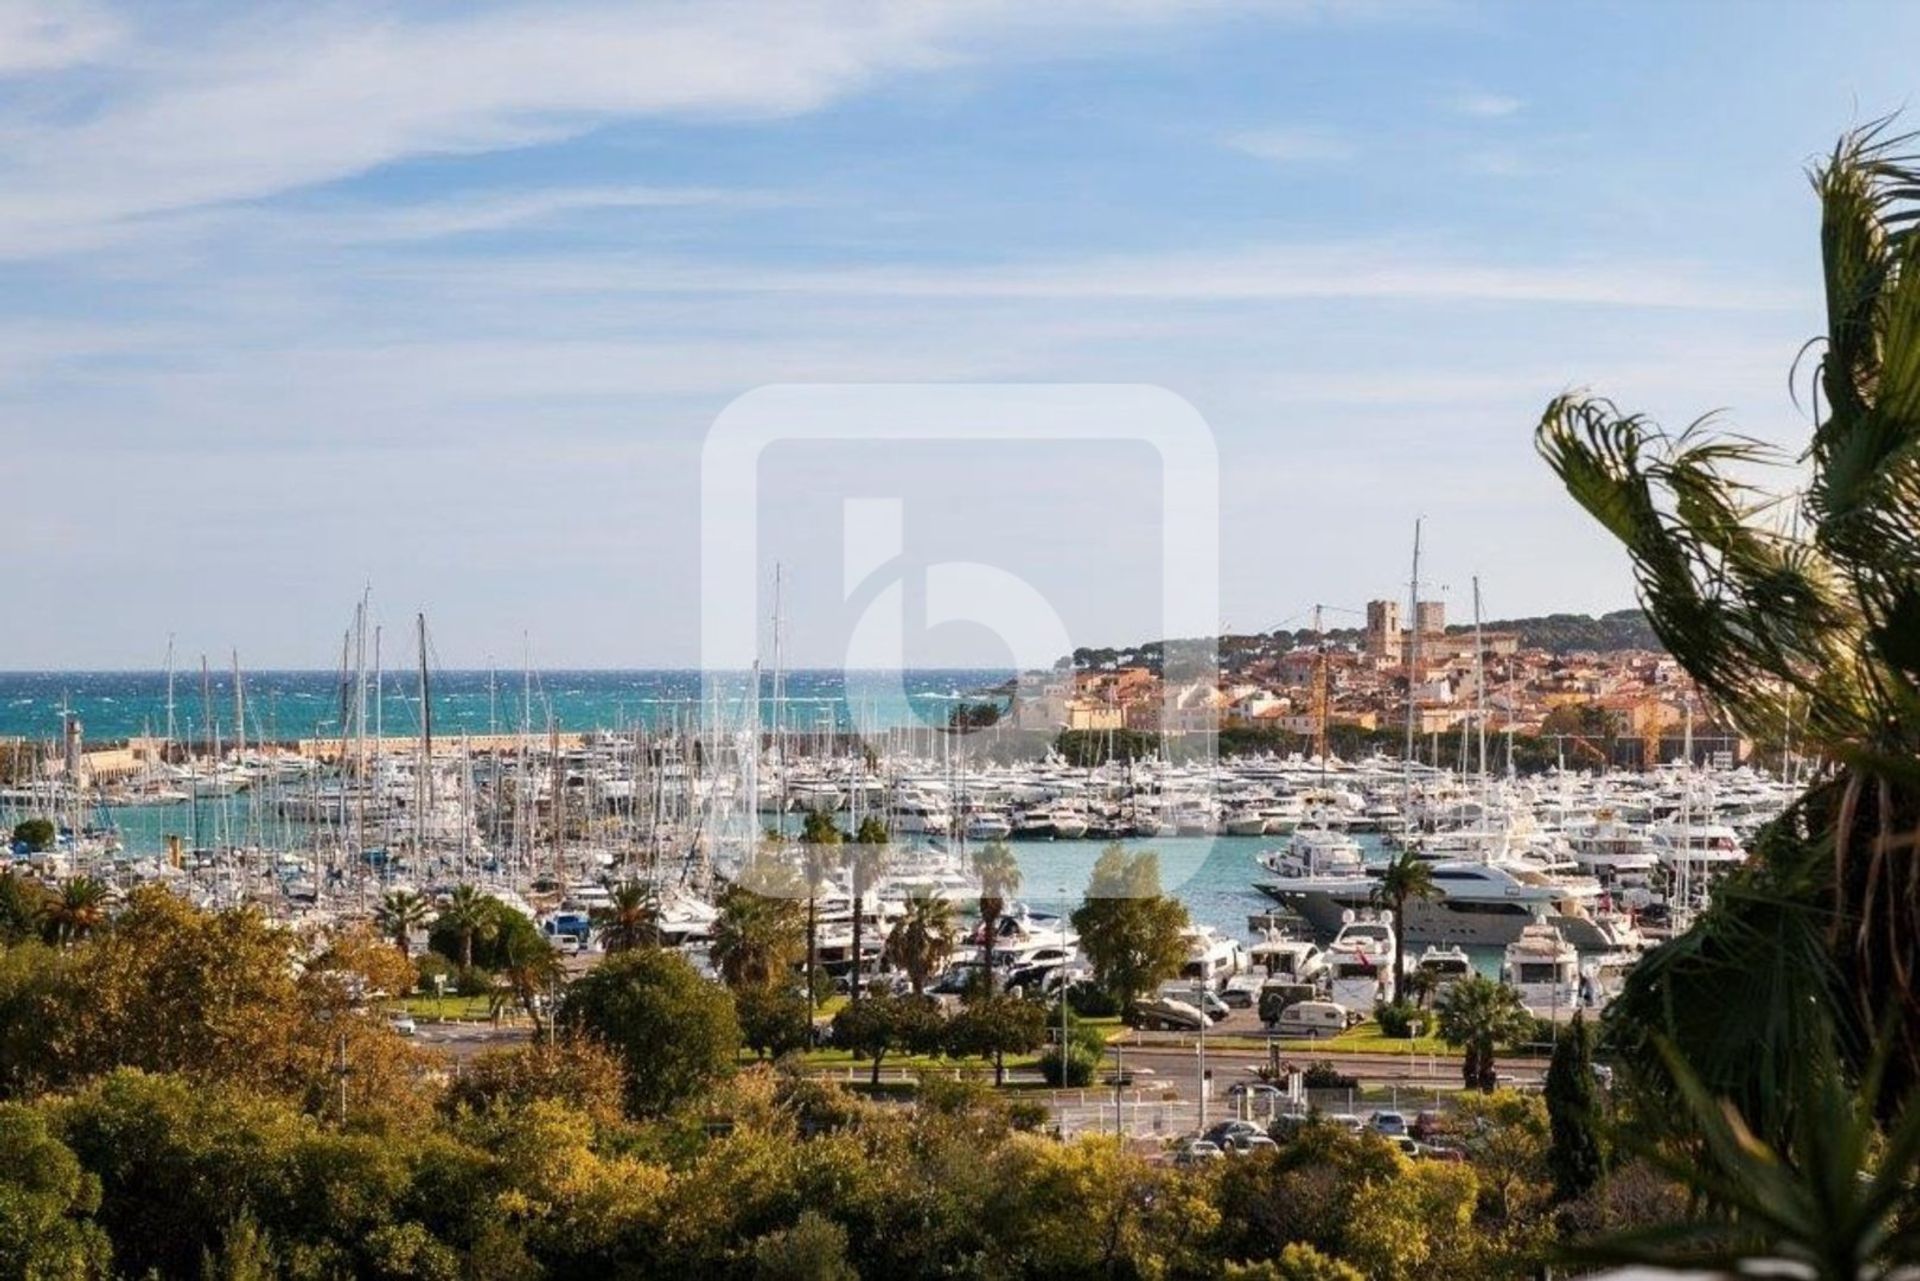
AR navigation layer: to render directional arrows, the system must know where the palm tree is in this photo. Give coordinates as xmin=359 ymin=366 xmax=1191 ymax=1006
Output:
xmin=972 ymin=841 xmax=1022 ymax=995
xmin=1535 ymin=121 xmax=1920 ymax=1130
xmin=502 ymin=924 xmax=561 ymax=1037
xmin=709 ymin=884 xmax=805 ymax=989
xmin=884 ymin=892 xmax=954 ymax=996
xmin=375 ymin=889 xmax=429 ymax=958
xmin=1435 ymin=974 xmax=1533 ymax=1092
xmin=438 ymin=883 xmax=497 ymax=970
xmin=1370 ymin=849 xmax=1435 ymax=1001
xmin=47 ymin=876 xmax=108 ymax=945
xmin=798 ymin=810 xmax=843 ymax=1009
xmin=602 ymin=880 xmax=657 ymax=953
xmin=845 ymin=825 xmax=888 ymax=1004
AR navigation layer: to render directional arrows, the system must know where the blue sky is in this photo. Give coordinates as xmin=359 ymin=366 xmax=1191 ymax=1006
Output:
xmin=4 ymin=0 xmax=1917 ymax=668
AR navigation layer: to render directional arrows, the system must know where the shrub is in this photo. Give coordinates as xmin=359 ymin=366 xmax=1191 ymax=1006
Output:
xmin=1376 ymin=1002 xmax=1426 ymax=1039
xmin=1302 ymin=1061 xmax=1357 ymax=1091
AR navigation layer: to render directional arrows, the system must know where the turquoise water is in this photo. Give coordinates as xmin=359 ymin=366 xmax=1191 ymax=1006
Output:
xmin=0 ymin=669 xmax=1012 ymax=742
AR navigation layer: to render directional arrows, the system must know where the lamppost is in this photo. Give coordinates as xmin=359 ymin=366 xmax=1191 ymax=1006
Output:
xmin=1195 ymin=973 xmax=1208 ymax=1135
xmin=1058 ymin=887 xmax=1070 ymax=1087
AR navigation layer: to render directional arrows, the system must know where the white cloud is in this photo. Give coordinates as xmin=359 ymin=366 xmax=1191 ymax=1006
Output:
xmin=0 ymin=0 xmax=1318 ymax=255
xmin=423 ymin=241 xmax=1798 ymax=311
xmin=1224 ymin=126 xmax=1354 ymax=164
xmin=0 ymin=0 xmax=119 ymax=74
xmin=1451 ymin=90 xmax=1521 ymax=118
xmin=297 ymin=185 xmax=792 ymax=243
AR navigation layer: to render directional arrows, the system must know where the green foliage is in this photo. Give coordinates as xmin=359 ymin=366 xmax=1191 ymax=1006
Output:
xmin=10 ymin=819 xmax=54 ymax=852
xmin=1436 ymin=974 xmax=1534 ymax=1092
xmin=736 ymin=984 xmax=814 ymax=1061
xmin=946 ymin=995 xmax=1046 ymax=1085
xmin=561 ymin=949 xmax=739 ymax=1116
xmin=1069 ymin=846 xmax=1190 ymax=1006
xmin=0 ymin=1102 xmax=112 ymax=1280
xmin=1374 ymin=1002 xmax=1425 ymax=1039
xmin=881 ymin=893 xmax=954 ymax=996
xmin=1545 ymin=1011 xmax=1605 ymax=1204
xmin=751 ymin=1209 xmax=857 ymax=1281
xmin=427 ymin=894 xmax=537 ymax=974
xmin=710 ymin=885 xmax=806 ymax=991
xmin=829 ymin=994 xmax=942 ymax=1085
xmin=0 ymin=873 xmax=48 ymax=945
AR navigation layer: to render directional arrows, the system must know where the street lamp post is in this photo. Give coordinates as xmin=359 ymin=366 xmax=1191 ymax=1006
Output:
xmin=1195 ymin=974 xmax=1208 ymax=1135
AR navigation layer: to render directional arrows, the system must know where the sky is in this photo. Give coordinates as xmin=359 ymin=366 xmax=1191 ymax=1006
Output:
xmin=3 ymin=0 xmax=1917 ymax=670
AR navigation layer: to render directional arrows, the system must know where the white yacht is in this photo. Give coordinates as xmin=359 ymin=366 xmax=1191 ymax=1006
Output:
xmin=1502 ymin=917 xmax=1580 ymax=1013
xmin=1325 ymin=913 xmax=1395 ymax=1009
xmin=1248 ymin=930 xmax=1326 ymax=983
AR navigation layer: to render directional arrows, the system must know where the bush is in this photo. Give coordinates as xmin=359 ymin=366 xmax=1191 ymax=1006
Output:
xmin=1302 ymin=1061 xmax=1357 ymax=1091
xmin=414 ymin=953 xmax=456 ymax=995
xmin=10 ymin=819 xmax=54 ymax=852
xmin=1039 ymin=1046 xmax=1097 ymax=1087
xmin=1375 ymin=1002 xmax=1427 ymax=1039
xmin=1006 ymin=1099 xmax=1050 ymax=1131
xmin=1062 ymin=980 xmax=1121 ymax=1018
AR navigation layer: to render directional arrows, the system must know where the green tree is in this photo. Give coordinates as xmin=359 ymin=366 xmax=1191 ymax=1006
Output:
xmin=0 ymin=873 xmax=47 ymax=945
xmin=600 ymin=880 xmax=657 ymax=953
xmin=10 ymin=819 xmax=54 ymax=853
xmin=972 ymin=841 xmax=1021 ymax=995
xmin=750 ymin=1210 xmax=858 ymax=1281
xmin=830 ymin=993 xmax=941 ymax=1085
xmin=0 ymin=1102 xmax=112 ymax=1280
xmin=374 ymin=889 xmax=429 ymax=958
xmin=561 ymin=948 xmax=739 ymax=1115
xmin=946 ymin=993 xmax=1046 ymax=1085
xmin=1069 ymin=846 xmax=1190 ymax=1007
xmin=845 ymin=819 xmax=888 ymax=1004
xmin=883 ymin=893 xmax=954 ymax=996
xmin=736 ymin=983 xmax=813 ymax=1061
xmin=1436 ymin=974 xmax=1534 ymax=1092
xmin=436 ymin=883 xmax=497 ymax=971
xmin=1536 ymin=121 xmax=1920 ymax=1132
xmin=1545 ymin=1010 xmax=1605 ymax=1204
xmin=709 ymin=885 xmax=805 ymax=990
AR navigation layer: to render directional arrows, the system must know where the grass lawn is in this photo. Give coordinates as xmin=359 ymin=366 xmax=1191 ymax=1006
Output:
xmin=1192 ymin=1024 xmax=1454 ymax=1057
xmin=399 ymin=993 xmax=497 ymax=1021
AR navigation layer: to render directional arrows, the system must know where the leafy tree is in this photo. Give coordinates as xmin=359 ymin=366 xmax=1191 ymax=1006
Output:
xmin=883 ymin=893 xmax=954 ymax=996
xmin=444 ymin=1039 xmax=628 ymax=1127
xmin=829 ymin=993 xmax=941 ymax=1085
xmin=375 ymin=890 xmax=429 ymax=958
xmin=710 ymin=885 xmax=805 ymax=990
xmin=749 ymin=1209 xmax=858 ymax=1281
xmin=1343 ymin=1159 xmax=1483 ymax=1281
xmin=435 ymin=884 xmax=497 ymax=971
xmin=987 ymin=1134 xmax=1219 ymax=1278
xmin=1222 ymin=1245 xmax=1364 ymax=1281
xmin=47 ymin=877 xmax=109 ymax=946
xmin=946 ymin=993 xmax=1046 ymax=1085
xmin=1369 ymin=850 xmax=1434 ymax=999
xmin=1069 ymin=846 xmax=1190 ymax=1007
xmin=10 ymin=818 xmax=54 ymax=853
xmin=1545 ymin=1011 xmax=1605 ymax=1204
xmin=1537 ymin=121 xmax=1920 ymax=1132
xmin=1436 ymin=974 xmax=1534 ymax=1092
xmin=0 ymin=1102 xmax=112 ymax=1279
xmin=0 ymin=873 xmax=48 ymax=945
xmin=736 ymin=984 xmax=813 ymax=1061
xmin=972 ymin=841 xmax=1021 ymax=995
xmin=600 ymin=880 xmax=657 ymax=953
xmin=561 ymin=948 xmax=739 ymax=1115
xmin=498 ymin=914 xmax=561 ymax=1035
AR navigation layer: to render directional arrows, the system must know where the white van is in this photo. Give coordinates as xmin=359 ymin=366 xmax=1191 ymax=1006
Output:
xmin=1274 ymin=1000 xmax=1352 ymax=1040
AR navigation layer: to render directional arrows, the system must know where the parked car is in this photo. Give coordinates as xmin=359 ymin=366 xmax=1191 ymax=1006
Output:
xmin=1324 ymin=1113 xmax=1367 ymax=1134
xmin=1171 ymin=1139 xmax=1226 ymax=1167
xmin=1221 ymin=975 xmax=1265 ymax=1008
xmin=1157 ymin=982 xmax=1231 ymax=1020
xmin=1410 ymin=1109 xmax=1452 ymax=1142
xmin=1226 ymin=1133 xmax=1279 ymax=1156
xmin=1205 ymin=1119 xmax=1263 ymax=1147
xmin=389 ymin=1013 xmax=417 ymax=1037
xmin=1224 ymin=1081 xmax=1284 ymax=1105
xmin=1370 ymin=1110 xmax=1409 ymax=1137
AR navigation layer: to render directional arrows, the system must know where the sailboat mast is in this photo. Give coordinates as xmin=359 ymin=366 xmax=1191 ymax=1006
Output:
xmin=1472 ymin=576 xmax=1486 ymax=779
xmin=1401 ymin=519 xmax=1422 ymax=830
